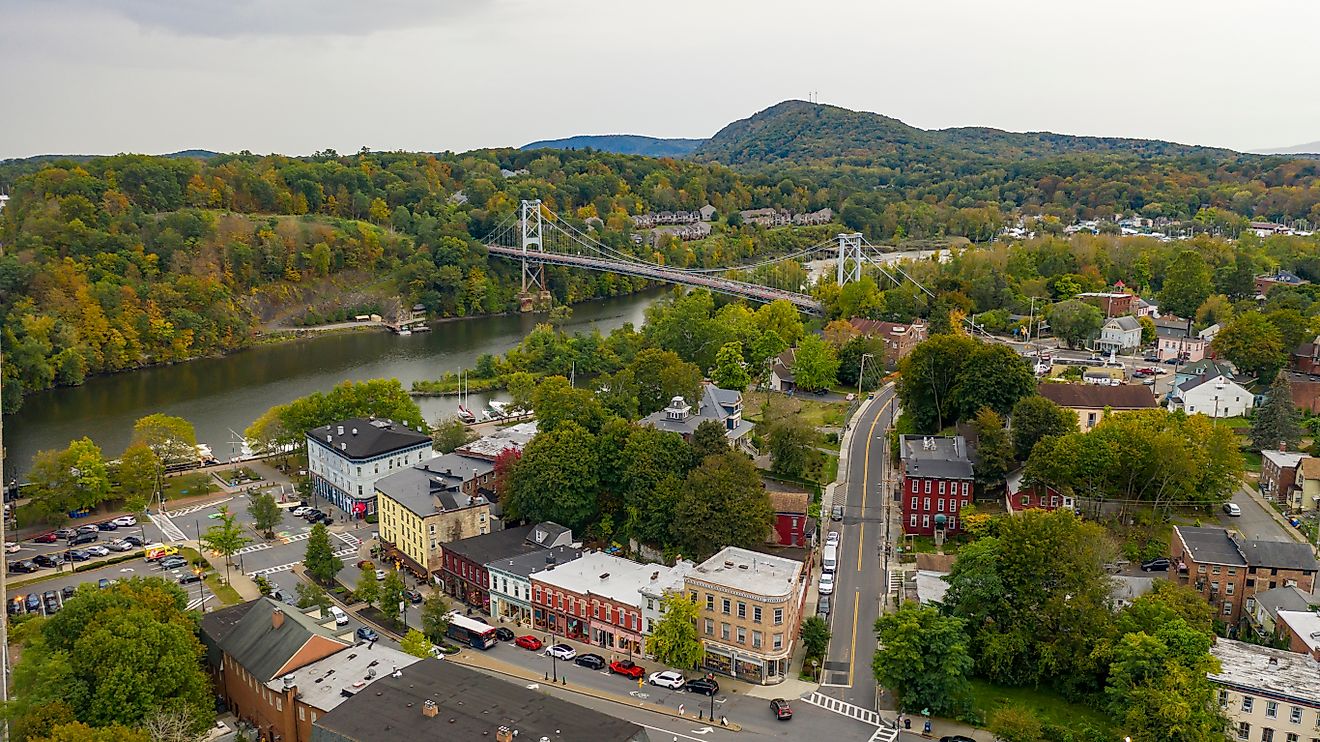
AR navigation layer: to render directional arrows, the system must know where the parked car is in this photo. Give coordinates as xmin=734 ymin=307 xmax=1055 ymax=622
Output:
xmin=940 ymin=736 xmax=977 ymax=742
xmin=609 ymin=660 xmax=645 ymax=679
xmin=684 ymin=677 xmax=719 ymax=696
xmin=514 ymin=635 xmax=543 ymax=651
xmin=96 ymin=521 xmax=119 ymax=531
xmin=303 ymin=509 xmax=325 ymax=521
xmin=831 ymin=505 xmax=844 ymax=521
xmin=770 ymin=698 xmax=794 ymax=720
xmin=69 ymin=530 xmax=98 ymax=545
xmin=1163 ymin=358 xmax=1179 ymax=365
xmin=61 ymin=585 xmax=76 ymax=600
xmin=825 ymin=531 xmax=839 ymax=547
xmin=1223 ymin=502 xmax=1242 ymax=516
xmin=1141 ymin=557 xmax=1171 ymax=572
xmin=574 ymin=653 xmax=606 ymax=670
xmin=67 ymin=549 xmax=91 ymax=562
xmin=8 ymin=597 xmax=23 ymax=615
xmin=178 ymin=572 xmax=203 ymax=584
xmin=404 ymin=589 xmax=424 ymax=604
xmin=4 ymin=542 xmax=20 ymax=554
xmin=495 ymin=627 xmax=516 ymax=642
xmin=24 ymin=593 xmax=40 ymax=612
xmin=76 ymin=524 xmax=99 ymax=535
xmin=818 ymin=572 xmax=835 ymax=595
xmin=291 ymin=506 xmax=310 ymax=517
xmin=85 ymin=545 xmax=110 ymax=557
xmin=106 ymin=539 xmax=134 ymax=552
xmin=121 ymin=535 xmax=145 ymax=547
xmin=33 ymin=532 xmax=58 ymax=544
xmin=97 ymin=578 xmax=110 ymax=589
xmin=649 ymin=670 xmax=685 ymax=689
xmin=356 ymin=627 xmax=379 ymax=642
xmin=33 ymin=553 xmax=64 ymax=569
xmin=374 ymin=569 xmax=387 ymax=581
xmin=545 ymin=644 xmax=576 ymax=661
xmin=54 ymin=528 xmax=77 ymax=540
xmin=159 ymin=556 xmax=188 ymax=570
xmin=110 ymin=515 xmax=137 ymax=527
xmin=817 ymin=594 xmax=831 ymax=619
xmin=42 ymin=590 xmax=60 ymax=612
xmin=7 ymin=560 xmax=37 ymax=574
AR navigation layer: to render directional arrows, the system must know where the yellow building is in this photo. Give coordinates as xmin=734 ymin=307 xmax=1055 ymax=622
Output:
xmin=375 ymin=454 xmax=495 ymax=576
xmin=1290 ymin=457 xmax=1320 ymax=513
xmin=684 ymin=547 xmax=805 ymax=686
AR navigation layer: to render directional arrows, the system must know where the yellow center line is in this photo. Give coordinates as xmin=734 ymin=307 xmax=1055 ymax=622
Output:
xmin=847 ymin=391 xmax=893 ymax=688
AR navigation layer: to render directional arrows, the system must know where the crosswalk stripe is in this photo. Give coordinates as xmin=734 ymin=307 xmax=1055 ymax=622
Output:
xmin=246 ymin=546 xmax=354 ymax=577
xmin=801 ymin=692 xmax=881 ymax=727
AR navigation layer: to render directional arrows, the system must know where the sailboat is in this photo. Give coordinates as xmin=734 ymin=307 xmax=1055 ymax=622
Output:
xmin=457 ymin=371 xmax=476 ymax=423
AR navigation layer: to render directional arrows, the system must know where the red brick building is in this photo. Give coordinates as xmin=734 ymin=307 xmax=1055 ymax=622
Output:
xmin=440 ymin=522 xmax=571 ymax=612
xmin=849 ymin=318 xmax=929 ymax=366
xmin=531 ymin=551 xmax=650 ymax=656
xmin=1005 ymin=470 xmax=1073 ymax=513
xmin=1260 ymin=450 xmax=1306 ymax=503
xmin=899 ymin=435 xmax=974 ymax=536
xmin=767 ymin=491 xmax=810 ymax=547
xmin=1076 ymin=292 xmax=1136 ymax=317
xmin=1171 ymin=526 xmax=1318 ymax=624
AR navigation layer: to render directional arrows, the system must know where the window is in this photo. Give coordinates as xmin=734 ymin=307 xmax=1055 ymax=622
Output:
xmin=938 ymin=481 xmax=946 ymax=495
xmin=737 ymin=602 xmax=746 ymax=619
xmin=1224 ymin=602 xmax=1233 ymax=615
xmin=911 ymin=496 xmax=918 ymax=509
xmin=910 ymin=514 xmax=917 ymax=527
xmin=752 ymin=631 xmax=762 ymax=648
xmin=962 ymin=482 xmax=969 ymax=496
xmin=1228 ymin=567 xmax=1237 ymax=576
xmin=1219 ymin=689 xmax=1229 ymax=707
xmin=774 ymin=608 xmax=784 ymax=625
xmin=1266 ymin=701 xmax=1277 ymax=719
xmin=1198 ymin=565 xmax=1207 ymax=574
xmin=1236 ymin=722 xmax=1250 ymax=740
xmin=1211 ymin=581 xmax=1219 ymax=593
xmin=938 ymin=498 xmax=945 ymax=512
xmin=924 ymin=480 xmax=931 ymax=493
xmin=1213 ymin=565 xmax=1221 ymax=575
xmin=705 ymin=619 xmax=714 ymax=635
xmin=923 ymin=515 xmax=930 ymax=529
xmin=1290 ymin=707 xmax=1302 ymax=724
xmin=276 ymin=697 xmax=282 ymax=712
xmin=1261 ymin=729 xmax=1274 ymax=742
xmin=722 ymin=598 xmax=731 ymax=615
xmin=923 ymin=497 xmax=931 ymax=510
xmin=1226 ymin=582 xmax=1234 ymax=595
xmin=721 ymin=623 xmax=730 ymax=640
xmin=753 ymin=606 xmax=762 ymax=623
xmin=1242 ymin=696 xmax=1254 ymax=713
xmin=773 ymin=633 xmax=783 ymax=649
xmin=737 ymin=627 xmax=746 ymax=644
xmin=299 ymin=707 xmax=305 ymax=721
xmin=707 ymin=594 xmax=714 ymax=611
xmin=1285 ymin=734 xmax=1298 ymax=742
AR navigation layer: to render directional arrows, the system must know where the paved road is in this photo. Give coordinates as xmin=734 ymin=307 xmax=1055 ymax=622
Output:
xmin=819 ymin=385 xmax=898 ymax=714
xmin=1217 ymin=487 xmax=1293 ymax=542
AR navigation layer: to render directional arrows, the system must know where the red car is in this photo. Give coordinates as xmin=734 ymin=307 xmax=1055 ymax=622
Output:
xmin=608 ymin=660 xmax=645 ymax=679
xmin=514 ymin=635 xmax=543 ymax=651
xmin=770 ymin=698 xmax=794 ymax=720
xmin=32 ymin=532 xmax=57 ymax=544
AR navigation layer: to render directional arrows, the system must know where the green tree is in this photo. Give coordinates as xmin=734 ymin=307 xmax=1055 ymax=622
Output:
xmin=31 ymin=722 xmax=151 ymax=742
xmin=626 ymin=348 xmax=703 ymax=417
xmin=432 ymin=417 xmax=475 ymax=453
xmin=131 ymin=413 xmax=198 ymax=467
xmin=690 ymin=419 xmax=729 ymax=462
xmin=26 ymin=437 xmax=112 ymax=522
xmin=355 ymin=565 xmax=381 ymax=608
xmin=837 ymin=335 xmax=886 ymax=387
xmin=672 ymin=451 xmax=773 ymax=559
xmin=800 ymin=615 xmax=831 ymax=659
xmin=261 ymin=379 xmax=426 ymax=448
xmin=505 ymin=371 xmax=538 ymax=412
xmin=295 ymin=580 xmax=332 ymax=612
xmin=508 ymin=422 xmax=600 ymax=531
xmin=111 ymin=443 xmax=158 ymax=514
xmin=200 ymin=505 xmax=250 ymax=584
xmin=1212 ymin=311 xmax=1284 ymax=380
xmin=987 ymin=707 xmax=1044 ymax=742
xmin=1159 ymin=250 xmax=1214 ymax=319
xmin=792 ymin=334 xmax=839 ymax=391
xmin=898 ymin=334 xmax=977 ymax=432
xmin=303 ymin=522 xmax=343 ymax=584
xmin=1138 ymin=314 xmax=1157 ymax=345
xmin=381 ymin=570 xmax=407 ymax=624
xmin=1010 ymin=395 xmax=1078 ymax=460
xmin=1105 ymin=622 xmax=1225 ymax=742
xmin=956 ymin=343 xmax=1035 ymax=419
xmin=1250 ymin=373 xmax=1303 ymax=451
xmin=247 ymin=491 xmax=282 ymax=538
xmin=420 ymin=593 xmax=452 ymax=644
xmin=872 ymin=602 xmax=974 ymax=717
xmin=1046 ymin=300 xmax=1104 ymax=348
xmin=768 ymin=418 xmax=818 ymax=479
xmin=620 ymin=427 xmax=695 ymax=546
xmin=400 ymin=629 xmax=434 ymax=659
xmin=711 ymin=342 xmax=751 ymax=391
xmin=645 ymin=593 xmax=705 ymax=670
xmin=971 ymin=407 xmax=1014 ymax=490
xmin=531 ymin=375 xmax=606 ymax=433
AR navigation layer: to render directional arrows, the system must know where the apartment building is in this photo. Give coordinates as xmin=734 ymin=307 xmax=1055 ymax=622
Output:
xmin=1210 ymin=639 xmax=1320 ymax=742
xmin=1171 ymin=526 xmax=1318 ymax=625
xmin=306 ymin=418 xmax=432 ymax=518
xmin=898 ymin=435 xmax=974 ymax=537
xmin=374 ymin=455 xmax=495 ymax=577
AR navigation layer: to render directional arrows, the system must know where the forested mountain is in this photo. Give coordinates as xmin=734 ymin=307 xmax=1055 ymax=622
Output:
xmin=521 ymin=134 xmax=705 ymax=157
xmin=1257 ymin=140 xmax=1320 ymax=156
xmin=694 ymin=100 xmax=1232 ymax=166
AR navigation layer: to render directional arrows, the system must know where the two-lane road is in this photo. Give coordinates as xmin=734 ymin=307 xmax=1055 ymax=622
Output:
xmin=818 ymin=385 xmax=897 ymax=712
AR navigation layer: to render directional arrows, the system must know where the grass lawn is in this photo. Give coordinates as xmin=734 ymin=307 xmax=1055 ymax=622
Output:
xmin=162 ymin=472 xmax=218 ymax=500
xmin=1240 ymin=449 xmax=1262 ymax=472
xmin=744 ymin=391 xmax=848 ymax=428
xmin=821 ymin=454 xmax=839 ymax=484
xmin=203 ymin=574 xmax=243 ymax=606
xmin=968 ymin=678 xmax=1113 ymax=734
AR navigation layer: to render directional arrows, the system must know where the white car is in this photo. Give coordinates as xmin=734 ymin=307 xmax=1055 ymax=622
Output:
xmin=375 ymin=569 xmax=387 ymax=581
xmin=111 ymin=515 xmax=137 ymax=527
xmin=825 ymin=531 xmax=840 ymax=547
xmin=545 ymin=644 xmax=576 ymax=661
xmin=1223 ymin=502 xmax=1242 ymax=516
xmin=818 ymin=572 xmax=835 ymax=596
xmin=106 ymin=539 xmax=134 ymax=552
xmin=291 ymin=506 xmax=310 ymax=517
xmin=649 ymin=670 xmax=686 ymax=689
xmin=85 ymin=545 xmax=111 ymax=557
xmin=4 ymin=542 xmax=20 ymax=554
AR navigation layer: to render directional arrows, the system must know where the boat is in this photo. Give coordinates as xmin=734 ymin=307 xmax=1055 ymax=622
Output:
xmin=457 ymin=371 xmax=477 ymax=423
xmin=457 ymin=405 xmax=476 ymax=424
xmin=486 ymin=400 xmax=509 ymax=418
xmin=396 ymin=328 xmax=412 ymax=336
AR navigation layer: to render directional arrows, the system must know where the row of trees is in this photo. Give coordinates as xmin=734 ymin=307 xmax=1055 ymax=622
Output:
xmin=873 ymin=509 xmax=1226 ymax=740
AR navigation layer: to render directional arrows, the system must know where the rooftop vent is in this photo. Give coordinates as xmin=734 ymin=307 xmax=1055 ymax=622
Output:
xmin=423 ymin=699 xmax=438 ymax=718
xmin=340 ymin=442 xmax=347 ymax=451
xmin=650 ymin=571 xmax=659 ymax=581
xmin=599 ymin=573 xmax=610 ymax=580
xmin=352 ymin=428 xmax=358 ymax=435
xmin=1268 ymin=656 xmax=1278 ymax=665
xmin=496 ymin=728 xmax=515 ymax=742
xmin=282 ymin=673 xmax=295 ymax=690
xmin=724 ymin=560 xmax=735 ymax=568
xmin=338 ymin=425 xmax=345 ymax=435
xmin=738 ymin=564 xmax=749 ymax=570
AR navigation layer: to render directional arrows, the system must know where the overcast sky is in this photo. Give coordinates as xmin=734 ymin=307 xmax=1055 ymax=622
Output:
xmin=3 ymin=0 xmax=1318 ymax=159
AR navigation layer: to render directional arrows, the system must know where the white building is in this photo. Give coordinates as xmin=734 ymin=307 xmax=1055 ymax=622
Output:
xmin=640 ymin=559 xmax=696 ymax=635
xmin=307 ymin=418 xmax=433 ymax=518
xmin=1097 ymin=315 xmax=1143 ymax=354
xmin=487 ymin=544 xmax=583 ymax=625
xmin=1210 ymin=638 xmax=1320 ymax=742
xmin=1169 ymin=373 xmax=1255 ymax=418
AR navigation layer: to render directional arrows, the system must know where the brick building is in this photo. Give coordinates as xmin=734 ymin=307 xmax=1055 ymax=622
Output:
xmin=848 ymin=318 xmax=929 ymax=365
xmin=899 ymin=435 xmax=974 ymax=537
xmin=439 ymin=522 xmax=571 ymax=612
xmin=1170 ymin=525 xmax=1318 ymax=624
xmin=530 ymin=551 xmax=659 ymax=656
xmin=1076 ymin=291 xmax=1136 ymax=318
xmin=767 ymin=490 xmax=810 ymax=547
xmin=1259 ymin=450 xmax=1306 ymax=504
xmin=1004 ymin=470 xmax=1072 ymax=513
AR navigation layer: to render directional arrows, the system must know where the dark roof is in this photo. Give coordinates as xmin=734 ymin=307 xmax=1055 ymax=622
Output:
xmin=1251 ymin=586 xmax=1315 ymax=617
xmin=443 ymin=524 xmax=541 ymax=567
xmin=311 ymin=657 xmax=647 ymax=742
xmin=1176 ymin=373 xmax=1246 ymax=394
xmin=1036 ymin=382 xmax=1157 ymax=410
xmin=1243 ymin=539 xmax=1319 ymax=572
xmin=375 ymin=454 xmax=495 ymax=517
xmin=307 ymin=417 xmax=432 ymax=460
xmin=200 ymin=599 xmax=256 ymax=646
xmin=638 ymin=383 xmax=752 ymax=440
xmin=218 ymin=598 xmax=349 ymax=682
xmin=899 ymin=435 xmax=974 ymax=480
xmin=489 ymin=545 xmax=584 ymax=579
xmin=1176 ymin=526 xmax=1248 ymax=567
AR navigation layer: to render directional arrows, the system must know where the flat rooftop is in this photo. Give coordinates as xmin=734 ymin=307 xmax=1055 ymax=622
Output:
xmin=1210 ymin=638 xmax=1320 ymax=704
xmin=267 ymin=643 xmax=420 ymax=712
xmin=899 ymin=435 xmax=974 ymax=480
xmin=687 ymin=546 xmax=803 ymax=599
xmin=532 ymin=551 xmax=677 ymax=608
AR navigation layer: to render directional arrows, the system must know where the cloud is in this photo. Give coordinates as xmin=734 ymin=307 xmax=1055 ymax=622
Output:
xmin=2 ymin=0 xmax=484 ymax=37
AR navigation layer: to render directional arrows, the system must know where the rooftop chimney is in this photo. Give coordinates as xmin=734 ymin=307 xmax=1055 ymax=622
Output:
xmin=422 ymin=699 xmax=438 ymax=718
xmin=340 ymin=442 xmax=347 ymax=451
xmin=496 ymin=727 xmax=515 ymax=742
xmin=272 ymin=607 xmax=285 ymax=630
xmin=338 ymin=425 xmax=345 ymax=435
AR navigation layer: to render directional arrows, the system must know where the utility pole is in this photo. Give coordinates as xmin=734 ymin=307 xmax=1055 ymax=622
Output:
xmin=858 ymin=353 xmax=874 ymax=398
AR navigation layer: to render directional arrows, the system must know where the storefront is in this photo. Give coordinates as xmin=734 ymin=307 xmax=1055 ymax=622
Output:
xmin=700 ymin=643 xmax=790 ymax=685
xmin=534 ymin=608 xmax=589 ymax=642
xmin=591 ymin=622 xmax=642 ymax=658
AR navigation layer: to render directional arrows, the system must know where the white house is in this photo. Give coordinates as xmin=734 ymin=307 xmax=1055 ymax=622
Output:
xmin=1097 ymin=315 xmax=1143 ymax=354
xmin=307 ymin=418 xmax=434 ymax=518
xmin=1169 ymin=373 xmax=1254 ymax=418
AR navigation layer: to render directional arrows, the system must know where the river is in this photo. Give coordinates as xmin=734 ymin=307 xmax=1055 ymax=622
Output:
xmin=3 ymin=290 xmax=666 ymax=479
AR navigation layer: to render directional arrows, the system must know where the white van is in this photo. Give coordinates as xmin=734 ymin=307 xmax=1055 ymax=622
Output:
xmin=822 ymin=544 xmax=837 ymax=574
xmin=328 ymin=606 xmax=349 ymax=626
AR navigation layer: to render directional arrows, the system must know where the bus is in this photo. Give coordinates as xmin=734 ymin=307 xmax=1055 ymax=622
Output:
xmin=445 ymin=612 xmax=498 ymax=650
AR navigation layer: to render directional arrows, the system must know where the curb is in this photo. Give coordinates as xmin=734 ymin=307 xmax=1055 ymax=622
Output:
xmin=1240 ymin=485 xmax=1310 ymax=546
xmin=447 ymin=650 xmax=743 ymax=732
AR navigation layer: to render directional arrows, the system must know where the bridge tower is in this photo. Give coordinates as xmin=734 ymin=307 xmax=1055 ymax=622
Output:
xmin=836 ymin=232 xmax=864 ymax=286
xmin=519 ymin=199 xmax=550 ymax=311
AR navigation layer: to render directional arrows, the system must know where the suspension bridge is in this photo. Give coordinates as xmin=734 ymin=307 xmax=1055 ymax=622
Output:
xmin=483 ymin=200 xmax=943 ymax=317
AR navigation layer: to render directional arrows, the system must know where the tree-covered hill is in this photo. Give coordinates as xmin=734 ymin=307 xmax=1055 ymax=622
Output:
xmin=521 ymin=134 xmax=705 ymax=158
